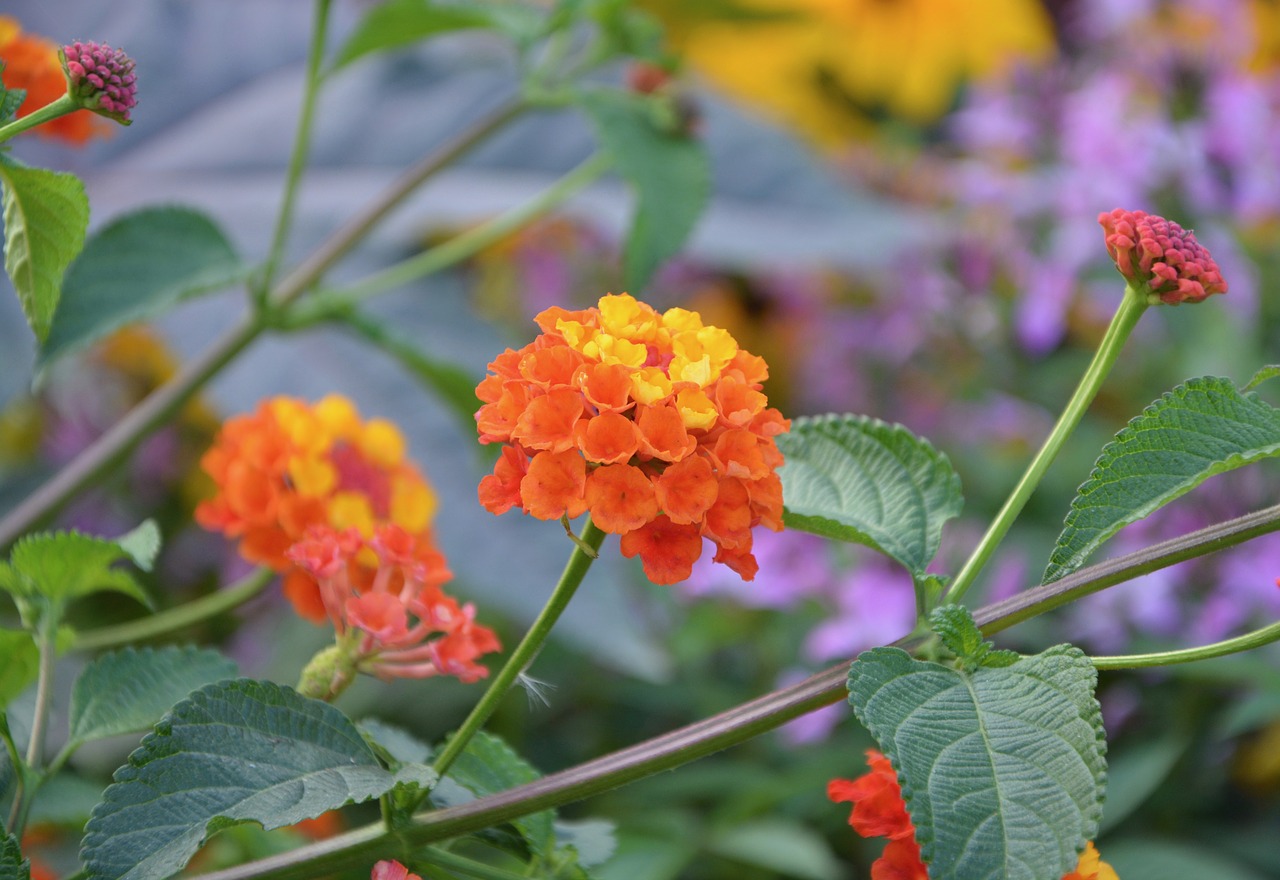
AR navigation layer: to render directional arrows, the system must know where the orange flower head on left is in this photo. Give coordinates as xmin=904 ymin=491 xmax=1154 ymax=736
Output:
xmin=0 ymin=16 xmax=108 ymax=144
xmin=195 ymin=395 xmax=441 ymax=621
xmin=476 ymin=293 xmax=790 ymax=585
xmin=829 ymin=749 xmax=1120 ymax=880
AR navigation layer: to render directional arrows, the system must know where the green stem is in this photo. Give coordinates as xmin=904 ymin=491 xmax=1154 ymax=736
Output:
xmin=0 ymin=95 xmax=78 ymax=144
xmin=415 ymin=848 xmax=535 ymax=880
xmin=946 ymin=286 xmax=1148 ymax=606
xmin=72 ymin=567 xmax=275 ymax=652
xmin=1091 ymin=620 xmax=1280 ymax=670
xmin=260 ymin=0 xmax=333 ymax=298
xmin=9 ymin=616 xmax=60 ymax=837
xmin=2 ymin=716 xmax=26 ymax=833
xmin=298 ymin=152 xmax=611 ymax=317
xmin=432 ymin=519 xmax=606 ymax=778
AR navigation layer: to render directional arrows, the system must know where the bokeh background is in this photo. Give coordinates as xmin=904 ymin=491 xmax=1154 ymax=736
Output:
xmin=3 ymin=1 xmax=1280 ymax=877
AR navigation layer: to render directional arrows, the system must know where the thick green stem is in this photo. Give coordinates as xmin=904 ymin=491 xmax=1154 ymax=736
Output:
xmin=259 ymin=0 xmax=333 ymax=298
xmin=72 ymin=567 xmax=275 ymax=652
xmin=0 ymin=95 xmax=78 ymax=144
xmin=946 ymin=287 xmax=1148 ymax=605
xmin=432 ymin=519 xmax=606 ymax=778
xmin=1091 ymin=619 xmax=1280 ymax=670
xmin=2 ymin=715 xmax=27 ymax=833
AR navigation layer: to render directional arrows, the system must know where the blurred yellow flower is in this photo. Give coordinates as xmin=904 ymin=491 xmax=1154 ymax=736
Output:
xmin=644 ymin=0 xmax=1055 ymax=146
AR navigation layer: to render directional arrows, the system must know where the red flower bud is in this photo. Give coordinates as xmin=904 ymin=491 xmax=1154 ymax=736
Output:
xmin=1099 ymin=208 xmax=1227 ymax=305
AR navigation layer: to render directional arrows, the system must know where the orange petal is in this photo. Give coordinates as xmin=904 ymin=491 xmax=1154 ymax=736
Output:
xmin=619 ymin=515 xmax=704 ymax=584
xmin=575 ymin=411 xmax=639 ymax=464
xmin=520 ymin=449 xmax=587 ymax=520
xmin=654 ymin=454 xmax=719 ymax=524
xmin=585 ymin=463 xmax=659 ymax=534
xmin=513 ymin=388 xmax=585 ymax=453
xmin=713 ymin=430 xmax=771 ymax=480
xmin=635 ymin=403 xmax=696 ymax=462
xmin=476 ymin=382 xmax=533 ymax=445
xmin=520 ymin=344 xmax=586 ymax=389
xmin=578 ymin=362 xmax=636 ymax=413
xmin=225 ymin=461 xmax=279 ymax=526
xmin=713 ymin=534 xmax=758 ymax=581
xmin=240 ymin=526 xmax=294 ymax=569
xmin=703 ymin=477 xmax=753 ymax=549
xmin=715 ymin=377 xmax=767 ymax=427
xmin=747 ymin=472 xmax=785 ymax=531
xmin=478 ymin=447 xmax=528 ymax=515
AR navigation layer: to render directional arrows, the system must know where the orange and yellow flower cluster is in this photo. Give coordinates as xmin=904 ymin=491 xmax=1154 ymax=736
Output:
xmin=829 ymin=750 xmax=1119 ymax=880
xmin=195 ymin=395 xmax=439 ymax=620
xmin=288 ymin=524 xmax=500 ymax=686
xmin=0 ymin=16 xmax=106 ymax=144
xmin=476 ymin=293 xmax=789 ymax=585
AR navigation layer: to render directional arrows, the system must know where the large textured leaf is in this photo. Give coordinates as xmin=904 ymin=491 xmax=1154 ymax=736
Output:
xmin=577 ymin=89 xmax=710 ymax=291
xmin=847 ymin=631 xmax=1106 ymax=879
xmin=0 ymin=529 xmax=151 ymax=611
xmin=1044 ymin=376 xmax=1280 ymax=584
xmin=0 ymin=629 xmax=38 ymax=709
xmin=0 ymin=157 xmax=89 ymax=342
xmin=82 ymin=679 xmax=433 ymax=880
xmin=334 ymin=0 xmax=544 ymax=68
xmin=40 ymin=207 xmax=247 ymax=366
xmin=0 ymin=834 xmax=30 ymax=880
xmin=68 ymin=646 xmax=238 ymax=746
xmin=776 ymin=414 xmax=963 ymax=576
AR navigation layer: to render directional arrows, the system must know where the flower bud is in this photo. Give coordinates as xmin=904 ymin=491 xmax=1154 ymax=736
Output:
xmin=1099 ymin=208 xmax=1227 ymax=305
xmin=59 ymin=40 xmax=136 ymax=124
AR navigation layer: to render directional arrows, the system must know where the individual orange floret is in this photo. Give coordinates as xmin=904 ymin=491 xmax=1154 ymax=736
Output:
xmin=475 ymin=293 xmax=790 ymax=585
xmin=0 ymin=17 xmax=107 ymax=144
xmin=196 ymin=395 xmax=442 ymax=621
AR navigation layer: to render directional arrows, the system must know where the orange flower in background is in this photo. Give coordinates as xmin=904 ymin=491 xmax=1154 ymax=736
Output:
xmin=0 ymin=16 xmax=106 ymax=144
xmin=476 ymin=293 xmax=790 ymax=585
xmin=829 ymin=750 xmax=1119 ymax=880
xmin=196 ymin=395 xmax=440 ymax=620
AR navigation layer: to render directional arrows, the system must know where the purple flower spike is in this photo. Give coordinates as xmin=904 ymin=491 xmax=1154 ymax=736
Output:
xmin=59 ymin=40 xmax=137 ymax=125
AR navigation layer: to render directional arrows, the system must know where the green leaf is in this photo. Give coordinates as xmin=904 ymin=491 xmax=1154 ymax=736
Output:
xmin=435 ymin=731 xmax=556 ymax=859
xmin=334 ymin=0 xmax=544 ymax=69
xmin=1044 ymin=376 xmax=1280 ymax=584
xmin=577 ymin=88 xmax=710 ymax=291
xmin=705 ymin=819 xmax=841 ymax=880
xmin=1100 ymin=838 xmax=1266 ymax=880
xmin=0 ymin=833 xmax=30 ymax=880
xmin=358 ymin=718 xmax=432 ymax=766
xmin=929 ymin=605 xmax=1020 ymax=670
xmin=1097 ymin=732 xmax=1190 ymax=834
xmin=0 ymin=157 xmax=89 ymax=343
xmin=554 ymin=818 xmax=617 ymax=868
xmin=1242 ymin=364 xmax=1280 ymax=392
xmin=0 ymin=529 xmax=151 ymax=611
xmin=115 ymin=519 xmax=162 ymax=572
xmin=68 ymin=646 xmax=238 ymax=746
xmin=0 ymin=629 xmax=38 ymax=709
xmin=40 ymin=207 xmax=246 ymax=366
xmin=82 ymin=679 xmax=433 ymax=880
xmin=776 ymin=414 xmax=963 ymax=576
xmin=847 ymin=644 xmax=1106 ymax=880
xmin=0 ymin=86 xmax=26 ymax=126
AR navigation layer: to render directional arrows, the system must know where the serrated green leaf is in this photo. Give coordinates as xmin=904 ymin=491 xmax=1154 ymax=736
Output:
xmin=1243 ymin=364 xmax=1280 ymax=392
xmin=776 ymin=414 xmax=963 ymax=576
xmin=82 ymin=679 xmax=433 ymax=880
xmin=847 ymin=644 xmax=1106 ymax=880
xmin=0 ymin=529 xmax=151 ymax=610
xmin=0 ymin=629 xmax=38 ymax=709
xmin=577 ymin=88 xmax=709 ymax=291
xmin=68 ymin=646 xmax=238 ymax=746
xmin=40 ymin=207 xmax=246 ymax=366
xmin=1044 ymin=376 xmax=1280 ymax=584
xmin=0 ymin=833 xmax=30 ymax=880
xmin=0 ymin=88 xmax=26 ymax=126
xmin=334 ymin=0 xmax=544 ymax=69
xmin=114 ymin=519 xmax=162 ymax=572
xmin=358 ymin=718 xmax=432 ymax=766
xmin=0 ymin=157 xmax=89 ymax=343
xmin=436 ymin=731 xmax=555 ymax=859
xmin=928 ymin=605 xmax=1020 ymax=670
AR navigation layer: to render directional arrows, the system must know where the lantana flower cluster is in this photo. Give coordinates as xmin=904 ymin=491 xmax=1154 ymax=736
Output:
xmin=476 ymin=293 xmax=789 ymax=584
xmin=1099 ymin=208 xmax=1228 ymax=305
xmin=195 ymin=395 xmax=439 ymax=620
xmin=288 ymin=524 xmax=500 ymax=689
xmin=59 ymin=39 xmax=137 ymax=124
xmin=0 ymin=16 xmax=105 ymax=143
xmin=829 ymin=750 xmax=1118 ymax=880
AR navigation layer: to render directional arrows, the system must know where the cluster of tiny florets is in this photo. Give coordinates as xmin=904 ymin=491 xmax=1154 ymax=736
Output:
xmin=1099 ymin=208 xmax=1227 ymax=305
xmin=60 ymin=39 xmax=137 ymax=123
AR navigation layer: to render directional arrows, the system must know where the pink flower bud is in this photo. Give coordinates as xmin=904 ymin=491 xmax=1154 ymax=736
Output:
xmin=1099 ymin=209 xmax=1227 ymax=305
xmin=59 ymin=40 xmax=137 ymax=124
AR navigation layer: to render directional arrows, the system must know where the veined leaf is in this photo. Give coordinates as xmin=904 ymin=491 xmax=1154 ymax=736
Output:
xmin=0 ymin=85 xmax=26 ymax=125
xmin=776 ymin=414 xmax=963 ymax=576
xmin=0 ymin=528 xmax=152 ymax=613
xmin=0 ymin=157 xmax=89 ymax=343
xmin=68 ymin=646 xmax=238 ymax=746
xmin=334 ymin=0 xmax=544 ymax=69
xmin=1044 ymin=376 xmax=1280 ymax=584
xmin=82 ymin=679 xmax=433 ymax=880
xmin=847 ymin=643 xmax=1106 ymax=880
xmin=0 ymin=833 xmax=30 ymax=880
xmin=0 ymin=629 xmax=37 ymax=709
xmin=40 ymin=207 xmax=247 ymax=366
xmin=577 ymin=88 xmax=710 ymax=291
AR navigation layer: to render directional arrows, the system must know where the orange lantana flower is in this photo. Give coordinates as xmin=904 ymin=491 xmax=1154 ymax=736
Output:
xmin=829 ymin=750 xmax=1119 ymax=880
xmin=196 ymin=395 xmax=441 ymax=621
xmin=0 ymin=17 xmax=106 ymax=144
xmin=476 ymin=293 xmax=790 ymax=584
